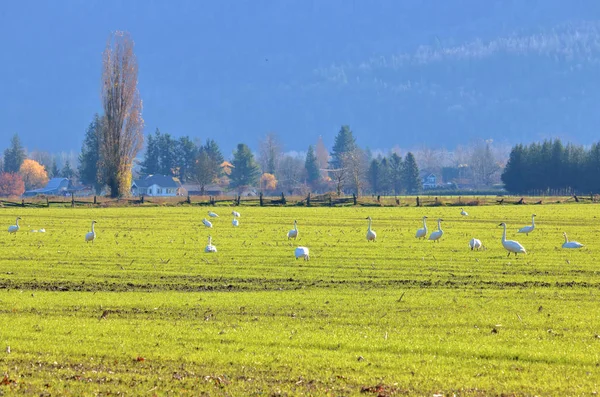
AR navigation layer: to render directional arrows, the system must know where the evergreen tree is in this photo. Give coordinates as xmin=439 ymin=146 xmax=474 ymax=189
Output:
xmin=51 ymin=160 xmax=60 ymax=178
xmin=141 ymin=129 xmax=161 ymax=175
xmin=403 ymin=152 xmax=421 ymax=194
xmin=330 ymin=125 xmax=357 ymax=169
xmin=176 ymin=136 xmax=197 ymax=182
xmin=3 ymin=134 xmax=26 ymax=173
xmin=61 ymin=160 xmax=75 ymax=179
xmin=378 ymin=157 xmax=391 ymax=194
xmin=368 ymin=159 xmax=381 ymax=194
xmin=229 ymin=143 xmax=261 ymax=189
xmin=158 ymin=132 xmax=177 ymax=176
xmin=388 ymin=153 xmax=404 ymax=194
xmin=304 ymin=145 xmax=320 ymax=185
xmin=78 ymin=114 xmax=103 ymax=193
xmin=204 ymin=139 xmax=224 ymax=164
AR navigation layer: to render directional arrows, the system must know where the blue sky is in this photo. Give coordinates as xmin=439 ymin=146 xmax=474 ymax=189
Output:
xmin=2 ymin=1 xmax=600 ymax=157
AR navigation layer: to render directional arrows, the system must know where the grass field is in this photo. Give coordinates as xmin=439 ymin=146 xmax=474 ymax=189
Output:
xmin=0 ymin=204 xmax=599 ymax=395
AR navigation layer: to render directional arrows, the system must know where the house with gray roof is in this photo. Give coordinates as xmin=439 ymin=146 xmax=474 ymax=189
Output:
xmin=131 ymin=175 xmax=182 ymax=197
xmin=23 ymin=178 xmax=71 ymax=197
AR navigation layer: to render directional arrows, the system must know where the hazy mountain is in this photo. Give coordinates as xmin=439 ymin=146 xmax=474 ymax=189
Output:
xmin=2 ymin=0 xmax=600 ymax=155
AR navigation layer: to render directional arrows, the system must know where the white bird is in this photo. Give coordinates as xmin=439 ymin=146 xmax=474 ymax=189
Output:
xmin=232 ymin=217 xmax=239 ymax=227
xmin=287 ymin=220 xmax=298 ymax=240
xmin=469 ymin=238 xmax=482 ymax=251
xmin=8 ymin=217 xmax=21 ymax=234
xmin=499 ymin=222 xmax=526 ymax=257
xmin=562 ymin=232 xmax=584 ymax=249
xmin=205 ymin=235 xmax=217 ymax=253
xmin=460 ymin=207 xmax=468 ymax=216
xmin=295 ymin=246 xmax=309 ymax=260
xmin=202 ymin=218 xmax=213 ymax=228
xmin=39 ymin=228 xmax=45 ymax=233
xmin=85 ymin=220 xmax=97 ymax=243
xmin=232 ymin=211 xmax=241 ymax=218
xmin=428 ymin=219 xmax=444 ymax=242
xmin=366 ymin=216 xmax=376 ymax=242
xmin=208 ymin=211 xmax=219 ymax=218
xmin=518 ymin=214 xmax=536 ymax=235
xmin=415 ymin=216 xmax=428 ymax=239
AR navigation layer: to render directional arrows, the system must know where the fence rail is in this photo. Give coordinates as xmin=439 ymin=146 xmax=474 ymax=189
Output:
xmin=0 ymin=192 xmax=592 ymax=209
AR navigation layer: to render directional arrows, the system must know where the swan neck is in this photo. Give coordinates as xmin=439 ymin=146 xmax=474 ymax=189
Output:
xmin=531 ymin=216 xmax=535 ymax=225
xmin=368 ymin=218 xmax=372 ymax=230
xmin=16 ymin=218 xmax=20 ymax=226
xmin=501 ymin=224 xmax=506 ymax=241
xmin=91 ymin=222 xmax=95 ymax=233
xmin=422 ymin=218 xmax=427 ymax=228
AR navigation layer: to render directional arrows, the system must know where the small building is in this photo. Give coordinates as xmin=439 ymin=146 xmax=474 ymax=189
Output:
xmin=420 ymin=172 xmax=437 ymax=189
xmin=131 ymin=175 xmax=182 ymax=197
xmin=23 ymin=178 xmax=71 ymax=197
xmin=181 ymin=183 xmax=224 ymax=196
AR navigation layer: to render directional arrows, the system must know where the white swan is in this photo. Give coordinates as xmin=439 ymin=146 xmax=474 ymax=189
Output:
xmin=208 ymin=211 xmax=219 ymax=218
xmin=205 ymin=235 xmax=217 ymax=253
xmin=295 ymin=246 xmax=309 ymax=260
xmin=287 ymin=220 xmax=298 ymax=240
xmin=232 ymin=217 xmax=239 ymax=227
xmin=8 ymin=217 xmax=21 ymax=233
xmin=460 ymin=207 xmax=468 ymax=216
xmin=415 ymin=216 xmax=428 ymax=239
xmin=428 ymin=219 xmax=444 ymax=242
xmin=499 ymin=222 xmax=526 ymax=257
xmin=232 ymin=211 xmax=241 ymax=218
xmin=518 ymin=214 xmax=536 ymax=235
xmin=202 ymin=218 xmax=213 ymax=228
xmin=366 ymin=216 xmax=376 ymax=242
xmin=469 ymin=238 xmax=482 ymax=250
xmin=562 ymin=232 xmax=584 ymax=249
xmin=85 ymin=221 xmax=97 ymax=243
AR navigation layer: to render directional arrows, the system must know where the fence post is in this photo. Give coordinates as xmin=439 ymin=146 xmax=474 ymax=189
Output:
xmin=141 ymin=195 xmax=144 ymax=204
xmin=237 ymin=195 xmax=241 ymax=206
xmin=259 ymin=192 xmax=264 ymax=206
xmin=307 ymin=193 xmax=311 ymax=207
xmin=46 ymin=197 xmax=50 ymax=207
xmin=21 ymin=199 xmax=25 ymax=207
xmin=353 ymin=193 xmax=357 ymax=205
xmin=377 ymin=195 xmax=380 ymax=203
xmin=416 ymin=196 xmax=420 ymax=207
xmin=281 ymin=192 xmax=286 ymax=205
xmin=329 ymin=196 xmax=332 ymax=207
xmin=93 ymin=195 xmax=97 ymax=205
xmin=187 ymin=194 xmax=191 ymax=204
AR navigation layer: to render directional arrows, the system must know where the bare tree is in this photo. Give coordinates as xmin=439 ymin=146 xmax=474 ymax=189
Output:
xmin=470 ymin=139 xmax=501 ymax=186
xmin=258 ymin=133 xmax=282 ymax=175
xmin=278 ymin=154 xmax=305 ymax=194
xmin=315 ymin=136 xmax=329 ymax=179
xmin=343 ymin=148 xmax=368 ymax=196
xmin=100 ymin=31 xmax=144 ymax=197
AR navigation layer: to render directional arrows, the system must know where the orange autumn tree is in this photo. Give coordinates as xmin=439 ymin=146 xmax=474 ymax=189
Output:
xmin=260 ymin=173 xmax=277 ymax=191
xmin=19 ymin=159 xmax=49 ymax=190
xmin=0 ymin=173 xmax=25 ymax=197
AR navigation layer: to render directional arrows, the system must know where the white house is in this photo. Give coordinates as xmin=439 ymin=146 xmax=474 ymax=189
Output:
xmin=131 ymin=175 xmax=182 ymax=197
xmin=420 ymin=172 xmax=437 ymax=189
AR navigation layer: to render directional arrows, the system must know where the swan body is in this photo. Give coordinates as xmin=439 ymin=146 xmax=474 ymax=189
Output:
xmin=499 ymin=222 xmax=526 ymax=257
xmin=208 ymin=211 xmax=219 ymax=218
xmin=202 ymin=218 xmax=213 ymax=228
xmin=287 ymin=220 xmax=298 ymax=240
xmin=232 ymin=218 xmax=239 ymax=227
xmin=39 ymin=228 xmax=46 ymax=233
xmin=85 ymin=221 xmax=97 ymax=243
xmin=562 ymin=232 xmax=584 ymax=249
xmin=205 ymin=236 xmax=217 ymax=253
xmin=232 ymin=211 xmax=241 ymax=218
xmin=460 ymin=208 xmax=468 ymax=216
xmin=428 ymin=219 xmax=444 ymax=242
xmin=518 ymin=214 xmax=536 ymax=235
xmin=415 ymin=216 xmax=428 ymax=239
xmin=295 ymin=246 xmax=309 ymax=260
xmin=469 ymin=238 xmax=482 ymax=250
xmin=366 ymin=217 xmax=376 ymax=242
xmin=8 ymin=217 xmax=21 ymax=233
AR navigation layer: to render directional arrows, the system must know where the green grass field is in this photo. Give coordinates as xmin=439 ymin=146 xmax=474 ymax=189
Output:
xmin=1 ymin=204 xmax=599 ymax=395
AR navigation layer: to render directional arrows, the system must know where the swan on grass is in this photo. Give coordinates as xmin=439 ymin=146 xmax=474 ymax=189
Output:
xmin=366 ymin=217 xmax=376 ymax=242
xmin=8 ymin=217 xmax=21 ymax=233
xmin=232 ymin=211 xmax=241 ymax=218
xmin=85 ymin=221 xmax=97 ymax=243
xmin=208 ymin=211 xmax=219 ymax=218
xmin=518 ymin=214 xmax=536 ymax=235
xmin=287 ymin=220 xmax=298 ymax=240
xmin=202 ymin=218 xmax=213 ymax=228
xmin=232 ymin=217 xmax=239 ymax=227
xmin=562 ymin=232 xmax=584 ymax=249
xmin=294 ymin=246 xmax=309 ymax=260
xmin=469 ymin=238 xmax=482 ymax=251
xmin=205 ymin=236 xmax=217 ymax=253
xmin=499 ymin=222 xmax=526 ymax=257
xmin=428 ymin=219 xmax=444 ymax=242
xmin=415 ymin=216 xmax=428 ymax=239
xmin=460 ymin=208 xmax=469 ymax=216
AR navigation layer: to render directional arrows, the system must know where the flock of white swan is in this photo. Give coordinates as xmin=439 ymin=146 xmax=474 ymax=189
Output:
xmin=6 ymin=208 xmax=585 ymax=260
